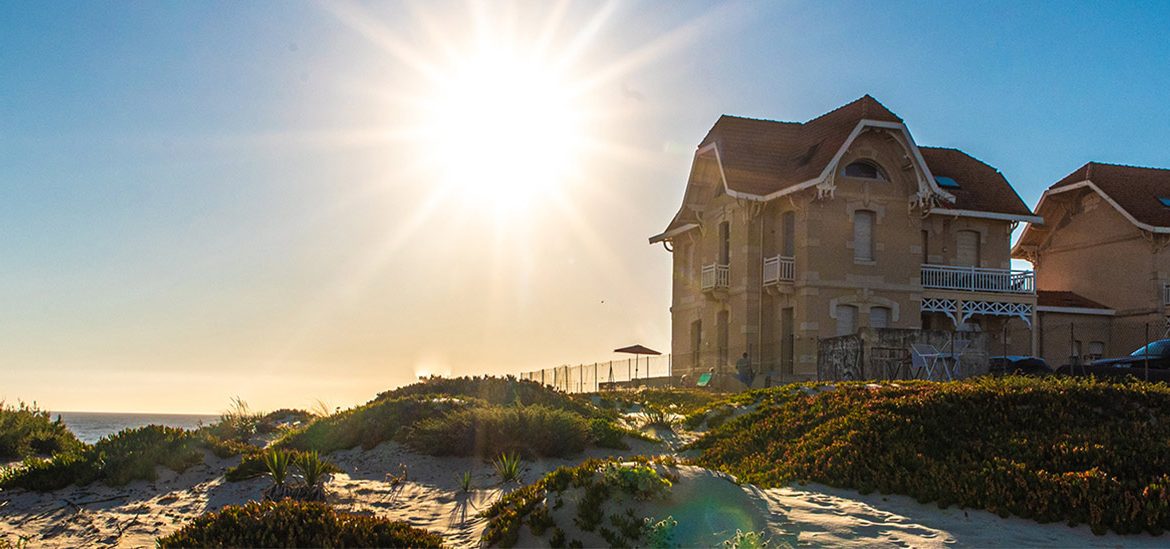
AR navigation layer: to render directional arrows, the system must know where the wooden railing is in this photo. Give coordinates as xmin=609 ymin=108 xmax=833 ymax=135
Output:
xmin=921 ymin=264 xmax=1035 ymax=294
xmin=763 ymin=255 xmax=795 ymax=285
xmin=701 ymin=264 xmax=729 ymax=291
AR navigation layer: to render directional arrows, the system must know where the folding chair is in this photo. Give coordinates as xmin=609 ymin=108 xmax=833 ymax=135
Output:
xmin=910 ymin=344 xmax=942 ymax=381
xmin=943 ymin=340 xmax=971 ymax=380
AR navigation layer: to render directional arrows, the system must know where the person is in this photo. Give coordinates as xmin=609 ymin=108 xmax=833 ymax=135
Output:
xmin=735 ymin=352 xmax=754 ymax=388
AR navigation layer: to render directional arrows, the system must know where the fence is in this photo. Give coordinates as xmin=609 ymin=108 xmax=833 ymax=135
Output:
xmin=818 ymin=328 xmax=991 ymax=381
xmin=519 ymin=354 xmax=673 ymax=393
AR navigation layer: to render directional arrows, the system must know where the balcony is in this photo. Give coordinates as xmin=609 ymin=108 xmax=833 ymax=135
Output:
xmin=921 ymin=264 xmax=1035 ymax=295
xmin=701 ymin=263 xmax=729 ymax=291
xmin=763 ymin=255 xmax=795 ymax=285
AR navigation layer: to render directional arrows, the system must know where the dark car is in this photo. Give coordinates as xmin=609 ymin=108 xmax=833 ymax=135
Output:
xmin=988 ymin=356 xmax=1052 ymax=376
xmin=1060 ymin=339 xmax=1170 ymax=382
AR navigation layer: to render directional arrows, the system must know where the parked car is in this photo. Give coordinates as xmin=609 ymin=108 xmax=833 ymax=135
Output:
xmin=1058 ymin=339 xmax=1170 ymax=382
xmin=988 ymin=356 xmax=1052 ymax=376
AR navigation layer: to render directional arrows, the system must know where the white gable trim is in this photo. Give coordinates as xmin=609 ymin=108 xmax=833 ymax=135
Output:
xmin=649 ymin=223 xmax=699 ymax=244
xmin=717 ymin=119 xmax=952 ymax=204
xmin=1040 ymin=179 xmax=1170 ymax=234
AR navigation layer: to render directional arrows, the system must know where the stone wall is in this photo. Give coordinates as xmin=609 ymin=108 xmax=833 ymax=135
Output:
xmin=817 ymin=327 xmax=990 ymax=381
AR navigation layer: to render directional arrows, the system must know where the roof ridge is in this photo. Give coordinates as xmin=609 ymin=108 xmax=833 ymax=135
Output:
xmin=804 ymin=94 xmax=902 ymax=125
xmin=1085 ymin=160 xmax=1170 ymax=173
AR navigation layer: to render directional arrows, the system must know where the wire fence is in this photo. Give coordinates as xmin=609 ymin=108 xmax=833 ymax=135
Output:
xmin=519 ymin=354 xmax=674 ymax=393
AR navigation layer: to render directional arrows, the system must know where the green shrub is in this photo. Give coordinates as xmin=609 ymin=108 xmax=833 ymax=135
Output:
xmin=493 ymin=452 xmax=523 ymax=483
xmin=1 ymin=425 xmax=210 ymax=491
xmin=482 ymin=456 xmax=675 ymax=548
xmin=277 ymin=395 xmax=469 ymax=453
xmin=693 ymin=377 xmax=1170 ymax=535
xmin=156 ymin=500 xmax=443 ymax=548
xmin=378 ymin=375 xmax=596 ymax=416
xmin=0 ymin=401 xmax=83 ymax=460
xmin=403 ymin=404 xmax=589 ymax=458
xmin=588 ymin=418 xmax=630 ymax=450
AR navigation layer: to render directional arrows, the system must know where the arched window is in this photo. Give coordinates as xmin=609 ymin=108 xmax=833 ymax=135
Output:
xmin=842 ymin=160 xmax=888 ymax=181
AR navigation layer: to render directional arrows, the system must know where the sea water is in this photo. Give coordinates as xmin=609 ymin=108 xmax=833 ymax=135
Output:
xmin=52 ymin=411 xmax=219 ymax=444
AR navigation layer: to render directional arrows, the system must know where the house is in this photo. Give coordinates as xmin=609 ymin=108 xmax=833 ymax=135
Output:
xmin=650 ymin=96 xmax=1041 ymax=382
xmin=1013 ymin=162 xmax=1170 ymax=367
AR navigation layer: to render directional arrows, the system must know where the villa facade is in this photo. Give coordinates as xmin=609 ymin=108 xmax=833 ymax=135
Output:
xmin=651 ymin=96 xmax=1041 ymax=382
xmin=1014 ymin=162 xmax=1170 ymax=367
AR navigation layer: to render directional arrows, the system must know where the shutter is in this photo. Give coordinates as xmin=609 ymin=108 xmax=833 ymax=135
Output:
xmin=869 ymin=307 xmax=890 ymax=329
xmin=854 ymin=211 xmax=874 ymax=261
xmin=836 ymin=305 xmax=857 ymax=336
xmin=956 ymin=231 xmax=980 ymax=267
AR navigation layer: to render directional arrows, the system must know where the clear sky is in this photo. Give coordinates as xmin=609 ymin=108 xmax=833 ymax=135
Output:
xmin=3 ymin=1 xmax=1169 ymax=414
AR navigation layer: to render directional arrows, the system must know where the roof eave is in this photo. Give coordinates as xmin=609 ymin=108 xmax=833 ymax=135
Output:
xmin=928 ymin=208 xmax=1043 ymax=224
xmin=648 ymin=223 xmax=699 ymax=244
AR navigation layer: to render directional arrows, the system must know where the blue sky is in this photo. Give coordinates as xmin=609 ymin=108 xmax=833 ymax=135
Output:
xmin=2 ymin=1 xmax=1168 ymax=412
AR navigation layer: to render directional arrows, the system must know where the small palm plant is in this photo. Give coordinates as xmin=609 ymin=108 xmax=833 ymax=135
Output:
xmin=262 ymin=449 xmax=293 ymax=501
xmin=298 ymin=450 xmax=331 ymax=487
xmin=493 ymin=452 xmax=522 ymax=483
xmin=264 ymin=449 xmax=291 ymax=487
xmin=458 ymin=470 xmax=473 ymax=493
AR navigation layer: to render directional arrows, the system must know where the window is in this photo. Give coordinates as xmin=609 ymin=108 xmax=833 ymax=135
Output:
xmin=781 ymin=211 xmax=795 ymax=257
xmin=781 ymin=307 xmax=795 ymax=375
xmin=842 ymin=160 xmax=888 ymax=181
xmin=835 ymin=304 xmax=858 ymax=336
xmin=956 ymin=230 xmax=980 ymax=267
xmin=1088 ymin=341 xmax=1105 ymax=360
xmin=921 ymin=229 xmax=930 ymax=264
xmin=853 ymin=210 xmax=875 ymax=262
xmin=718 ymin=221 xmax=730 ymax=265
xmin=935 ymin=176 xmax=961 ymax=189
xmin=869 ymin=306 xmax=891 ymax=329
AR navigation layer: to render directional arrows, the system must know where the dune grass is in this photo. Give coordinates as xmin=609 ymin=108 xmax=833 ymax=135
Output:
xmin=692 ymin=376 xmax=1170 ymax=535
xmin=0 ymin=401 xmax=83 ymax=460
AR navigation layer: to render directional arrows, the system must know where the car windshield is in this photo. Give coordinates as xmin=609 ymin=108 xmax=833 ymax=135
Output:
xmin=1130 ymin=340 xmax=1170 ymax=357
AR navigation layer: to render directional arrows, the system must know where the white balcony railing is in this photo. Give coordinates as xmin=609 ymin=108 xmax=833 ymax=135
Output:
xmin=921 ymin=264 xmax=1035 ymax=294
xmin=763 ymin=255 xmax=795 ymax=285
xmin=1163 ymin=283 xmax=1170 ymax=306
xmin=701 ymin=264 xmax=729 ymax=291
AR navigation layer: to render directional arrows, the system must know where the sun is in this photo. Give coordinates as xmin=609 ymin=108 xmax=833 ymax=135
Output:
xmin=420 ymin=45 xmax=585 ymax=215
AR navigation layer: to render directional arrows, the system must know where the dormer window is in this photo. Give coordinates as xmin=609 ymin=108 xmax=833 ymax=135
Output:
xmin=935 ymin=176 xmax=961 ymax=189
xmin=842 ymin=160 xmax=887 ymax=181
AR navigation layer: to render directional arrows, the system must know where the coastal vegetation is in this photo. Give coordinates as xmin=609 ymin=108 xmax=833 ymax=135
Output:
xmin=692 ymin=376 xmax=1170 ymax=535
xmin=0 ymin=425 xmax=224 ymax=491
xmin=275 ymin=376 xmax=644 ymax=459
xmin=0 ymin=401 xmax=83 ymax=460
xmin=481 ymin=456 xmax=678 ymax=548
xmin=155 ymin=500 xmax=443 ymax=548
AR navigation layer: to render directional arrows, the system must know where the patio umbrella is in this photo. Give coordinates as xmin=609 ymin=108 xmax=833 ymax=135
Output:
xmin=614 ymin=344 xmax=662 ymax=381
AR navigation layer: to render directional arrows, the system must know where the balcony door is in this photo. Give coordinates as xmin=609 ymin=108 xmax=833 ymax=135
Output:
xmin=956 ymin=230 xmax=981 ymax=267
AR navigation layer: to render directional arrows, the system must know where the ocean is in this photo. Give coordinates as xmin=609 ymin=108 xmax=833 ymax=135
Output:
xmin=53 ymin=411 xmax=220 ymax=444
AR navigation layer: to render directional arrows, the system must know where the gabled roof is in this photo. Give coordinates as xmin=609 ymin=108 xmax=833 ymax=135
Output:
xmin=698 ymin=95 xmax=902 ymax=196
xmin=651 ymin=96 xmax=1037 ymax=243
xmin=919 ymin=147 xmax=1033 ymax=218
xmin=1050 ymin=162 xmax=1170 ymax=229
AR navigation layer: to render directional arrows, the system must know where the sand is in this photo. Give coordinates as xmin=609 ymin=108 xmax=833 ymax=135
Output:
xmin=1 ymin=430 xmax=1168 ymax=547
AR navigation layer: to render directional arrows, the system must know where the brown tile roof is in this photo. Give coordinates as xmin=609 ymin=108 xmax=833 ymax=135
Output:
xmin=698 ymin=95 xmax=902 ymax=196
xmin=919 ymin=147 xmax=1033 ymax=217
xmin=1037 ymin=290 xmax=1111 ymax=310
xmin=691 ymin=95 xmax=1031 ymax=216
xmin=1051 ymin=162 xmax=1170 ymax=228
